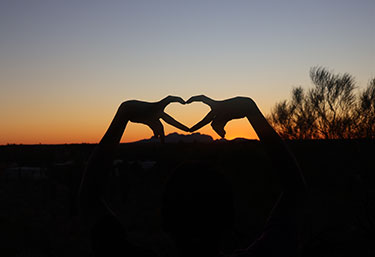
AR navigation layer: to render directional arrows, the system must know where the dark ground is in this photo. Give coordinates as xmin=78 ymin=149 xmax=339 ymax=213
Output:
xmin=0 ymin=140 xmax=374 ymax=256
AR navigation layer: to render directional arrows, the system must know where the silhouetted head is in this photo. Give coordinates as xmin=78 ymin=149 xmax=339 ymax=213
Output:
xmin=161 ymin=161 xmax=234 ymax=256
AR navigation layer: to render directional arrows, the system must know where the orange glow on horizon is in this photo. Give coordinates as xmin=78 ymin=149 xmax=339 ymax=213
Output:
xmin=0 ymin=118 xmax=259 ymax=145
xmin=0 ymin=102 xmax=261 ymax=145
xmin=121 ymin=117 xmax=259 ymax=143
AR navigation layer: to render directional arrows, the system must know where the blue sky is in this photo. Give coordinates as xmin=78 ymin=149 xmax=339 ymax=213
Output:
xmin=1 ymin=0 xmax=374 ymax=143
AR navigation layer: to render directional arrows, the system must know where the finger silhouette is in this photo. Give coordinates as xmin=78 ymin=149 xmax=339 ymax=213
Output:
xmin=161 ymin=112 xmax=189 ymax=132
xmin=211 ymin=115 xmax=231 ymax=138
xmin=147 ymin=119 xmax=165 ymax=143
xmin=189 ymin=111 xmax=215 ymax=132
xmin=159 ymin=95 xmax=186 ymax=109
xmin=186 ymin=95 xmax=216 ymax=107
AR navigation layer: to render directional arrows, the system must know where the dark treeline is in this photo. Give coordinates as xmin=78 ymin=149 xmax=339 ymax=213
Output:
xmin=269 ymin=67 xmax=375 ymax=139
xmin=0 ymin=141 xmax=374 ymax=256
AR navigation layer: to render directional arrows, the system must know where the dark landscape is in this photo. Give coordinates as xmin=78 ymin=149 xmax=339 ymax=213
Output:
xmin=1 ymin=134 xmax=374 ymax=257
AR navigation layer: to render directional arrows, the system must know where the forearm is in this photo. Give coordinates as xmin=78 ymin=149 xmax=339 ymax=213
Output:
xmin=246 ymin=100 xmax=307 ymax=237
xmin=99 ymin=102 xmax=130 ymax=146
xmin=246 ymin=101 xmax=306 ymax=193
xmin=79 ymin=103 xmax=129 ymax=215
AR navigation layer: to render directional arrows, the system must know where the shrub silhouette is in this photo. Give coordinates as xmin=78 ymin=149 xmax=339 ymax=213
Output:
xmin=355 ymin=77 xmax=375 ymax=138
xmin=269 ymin=67 xmax=375 ymax=139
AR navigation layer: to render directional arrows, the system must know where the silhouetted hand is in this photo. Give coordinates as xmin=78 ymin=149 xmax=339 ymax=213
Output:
xmin=187 ymin=95 xmax=256 ymax=138
xmin=121 ymin=96 xmax=189 ymax=143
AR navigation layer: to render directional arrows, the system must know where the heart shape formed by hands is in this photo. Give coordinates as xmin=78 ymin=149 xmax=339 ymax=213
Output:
xmin=123 ymin=95 xmax=255 ymax=143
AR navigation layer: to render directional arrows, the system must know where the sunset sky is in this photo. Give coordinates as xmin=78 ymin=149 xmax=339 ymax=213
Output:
xmin=1 ymin=0 xmax=374 ymax=144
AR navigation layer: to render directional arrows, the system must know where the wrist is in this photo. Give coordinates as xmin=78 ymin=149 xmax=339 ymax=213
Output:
xmin=118 ymin=101 xmax=131 ymax=120
xmin=244 ymin=97 xmax=258 ymax=118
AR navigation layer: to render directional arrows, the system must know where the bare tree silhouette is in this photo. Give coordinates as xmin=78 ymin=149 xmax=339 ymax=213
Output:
xmin=268 ymin=87 xmax=317 ymax=139
xmin=355 ymin=78 xmax=375 ymax=139
xmin=269 ymin=67 xmax=375 ymax=139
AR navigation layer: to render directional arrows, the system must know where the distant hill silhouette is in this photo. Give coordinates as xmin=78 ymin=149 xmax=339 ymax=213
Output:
xmin=135 ymin=132 xmax=214 ymax=143
xmin=133 ymin=133 xmax=256 ymax=144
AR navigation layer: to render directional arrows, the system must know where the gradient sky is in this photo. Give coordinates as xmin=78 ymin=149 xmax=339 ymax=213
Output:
xmin=1 ymin=0 xmax=374 ymax=144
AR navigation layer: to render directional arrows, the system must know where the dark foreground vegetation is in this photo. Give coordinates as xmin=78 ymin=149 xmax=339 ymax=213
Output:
xmin=1 ymin=140 xmax=375 ymax=256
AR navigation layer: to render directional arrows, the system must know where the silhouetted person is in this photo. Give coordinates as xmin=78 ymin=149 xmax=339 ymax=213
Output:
xmin=78 ymin=96 xmax=189 ymax=256
xmin=163 ymin=95 xmax=307 ymax=257
xmin=78 ymin=95 xmax=307 ymax=257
